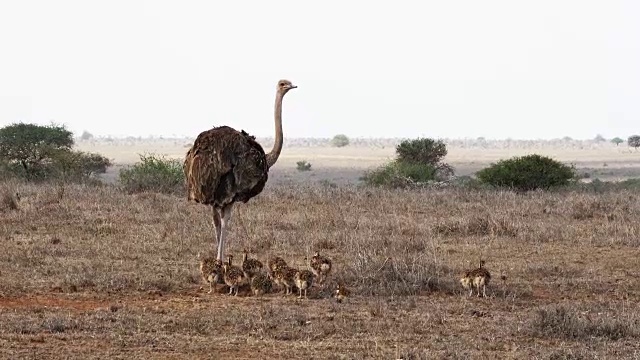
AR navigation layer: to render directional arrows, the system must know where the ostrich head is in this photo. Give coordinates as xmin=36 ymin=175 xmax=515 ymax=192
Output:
xmin=277 ymin=79 xmax=297 ymax=93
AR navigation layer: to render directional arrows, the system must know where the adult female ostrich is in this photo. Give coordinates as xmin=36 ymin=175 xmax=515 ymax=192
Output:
xmin=184 ymin=79 xmax=297 ymax=261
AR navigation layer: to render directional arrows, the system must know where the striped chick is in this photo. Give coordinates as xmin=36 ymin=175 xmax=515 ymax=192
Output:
xmin=198 ymin=251 xmax=223 ymax=294
xmin=309 ymin=251 xmax=332 ymax=284
xmin=272 ymin=265 xmax=298 ymax=295
xmin=250 ymin=273 xmax=273 ymax=296
xmin=222 ymin=255 xmax=248 ymax=296
xmin=267 ymin=255 xmax=288 ymax=277
xmin=241 ymin=249 xmax=264 ymax=280
xmin=294 ymin=269 xmax=314 ymax=299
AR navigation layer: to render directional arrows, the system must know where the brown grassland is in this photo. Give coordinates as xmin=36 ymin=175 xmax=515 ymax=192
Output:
xmin=2 ymin=142 xmax=640 ymax=359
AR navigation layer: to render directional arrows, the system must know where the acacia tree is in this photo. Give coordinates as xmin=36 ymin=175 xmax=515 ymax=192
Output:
xmin=0 ymin=122 xmax=110 ymax=181
xmin=628 ymin=135 xmax=640 ymax=150
xmin=0 ymin=123 xmax=73 ymax=179
xmin=611 ymin=137 xmax=624 ymax=146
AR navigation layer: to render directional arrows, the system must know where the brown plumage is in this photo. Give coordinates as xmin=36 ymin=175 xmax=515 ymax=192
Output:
xmin=267 ymin=256 xmax=288 ymax=276
xmin=460 ymin=260 xmax=491 ymax=298
xmin=250 ymin=273 xmax=273 ymax=296
xmin=183 ymin=80 xmax=297 ymax=261
xmin=198 ymin=251 xmax=223 ymax=294
xmin=272 ymin=266 xmax=298 ymax=295
xmin=309 ymin=251 xmax=332 ymax=284
xmin=222 ymin=255 xmax=248 ymax=296
xmin=241 ymin=249 xmax=264 ymax=280
xmin=294 ymin=270 xmax=314 ymax=299
xmin=334 ymin=283 xmax=351 ymax=303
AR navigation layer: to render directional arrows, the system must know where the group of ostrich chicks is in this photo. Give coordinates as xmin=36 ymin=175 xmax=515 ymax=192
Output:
xmin=198 ymin=250 xmax=350 ymax=302
xmin=199 ymin=249 xmax=493 ymax=301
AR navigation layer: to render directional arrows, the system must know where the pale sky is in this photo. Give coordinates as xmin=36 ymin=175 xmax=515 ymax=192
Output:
xmin=0 ymin=1 xmax=638 ymax=140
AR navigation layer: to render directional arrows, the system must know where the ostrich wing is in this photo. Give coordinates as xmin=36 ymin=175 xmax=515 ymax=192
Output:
xmin=184 ymin=126 xmax=268 ymax=207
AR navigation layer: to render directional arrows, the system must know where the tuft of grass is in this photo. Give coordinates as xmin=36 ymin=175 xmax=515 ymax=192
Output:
xmin=433 ymin=214 xmax=518 ymax=237
xmin=342 ymin=252 xmax=458 ymax=296
xmin=1 ymin=190 xmax=19 ymax=211
xmin=296 ymin=160 xmax=312 ymax=172
xmin=530 ymin=305 xmax=639 ymax=340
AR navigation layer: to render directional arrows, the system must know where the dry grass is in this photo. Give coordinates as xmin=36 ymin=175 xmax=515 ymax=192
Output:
xmin=1 ymin=181 xmax=640 ymax=358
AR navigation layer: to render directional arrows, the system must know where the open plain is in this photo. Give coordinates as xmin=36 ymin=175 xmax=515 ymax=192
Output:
xmin=2 ymin=139 xmax=640 ymax=359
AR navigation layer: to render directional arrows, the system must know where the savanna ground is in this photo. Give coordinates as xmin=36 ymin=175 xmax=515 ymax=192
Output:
xmin=2 ymin=139 xmax=640 ymax=359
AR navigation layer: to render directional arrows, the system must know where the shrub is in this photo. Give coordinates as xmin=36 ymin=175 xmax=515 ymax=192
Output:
xmin=331 ymin=134 xmax=350 ymax=147
xmin=476 ymin=154 xmax=576 ymax=191
xmin=395 ymin=138 xmax=447 ymax=166
xmin=296 ymin=160 xmax=312 ymax=171
xmin=118 ymin=153 xmax=184 ymax=194
xmin=361 ymin=161 xmax=436 ymax=188
xmin=53 ymin=151 xmax=112 ymax=182
xmin=628 ymin=135 xmax=640 ymax=149
xmin=361 ymin=137 xmax=454 ymax=188
xmin=80 ymin=131 xmax=94 ymax=141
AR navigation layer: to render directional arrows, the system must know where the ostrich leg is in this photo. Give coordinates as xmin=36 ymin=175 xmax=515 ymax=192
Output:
xmin=216 ymin=203 xmax=234 ymax=261
xmin=212 ymin=207 xmax=222 ymax=249
xmin=210 ymin=207 xmax=223 ymax=283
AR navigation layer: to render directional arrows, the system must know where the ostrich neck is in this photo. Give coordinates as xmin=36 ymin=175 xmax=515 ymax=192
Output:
xmin=266 ymin=91 xmax=285 ymax=169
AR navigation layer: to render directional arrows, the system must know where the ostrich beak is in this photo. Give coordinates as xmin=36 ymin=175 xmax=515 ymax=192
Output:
xmin=289 ymin=84 xmax=297 ymax=89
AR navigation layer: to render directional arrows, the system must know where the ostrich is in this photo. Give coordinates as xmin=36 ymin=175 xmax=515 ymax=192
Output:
xmin=184 ymin=79 xmax=297 ymax=261
xmin=460 ymin=260 xmax=492 ymax=298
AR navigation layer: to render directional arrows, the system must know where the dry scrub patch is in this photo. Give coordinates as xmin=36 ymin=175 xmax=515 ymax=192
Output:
xmin=1 ymin=182 xmax=640 ymax=358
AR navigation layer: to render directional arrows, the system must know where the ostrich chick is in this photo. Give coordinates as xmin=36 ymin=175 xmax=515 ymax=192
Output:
xmin=308 ymin=251 xmax=332 ymax=284
xmin=272 ymin=266 xmax=298 ymax=295
xmin=267 ymin=256 xmax=288 ymax=277
xmin=250 ymin=273 xmax=273 ymax=296
xmin=460 ymin=260 xmax=491 ymax=298
xmin=242 ymin=249 xmax=264 ymax=280
xmin=222 ymin=255 xmax=248 ymax=296
xmin=294 ymin=270 xmax=314 ymax=299
xmin=334 ymin=283 xmax=351 ymax=303
xmin=198 ymin=252 xmax=223 ymax=294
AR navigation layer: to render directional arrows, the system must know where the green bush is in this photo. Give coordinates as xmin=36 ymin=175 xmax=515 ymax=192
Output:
xmin=361 ymin=137 xmax=453 ymax=188
xmin=296 ymin=160 xmax=312 ymax=171
xmin=331 ymin=134 xmax=350 ymax=147
xmin=54 ymin=151 xmax=111 ymax=182
xmin=476 ymin=154 xmax=576 ymax=191
xmin=396 ymin=138 xmax=447 ymax=166
xmin=119 ymin=153 xmax=184 ymax=194
xmin=361 ymin=161 xmax=436 ymax=188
